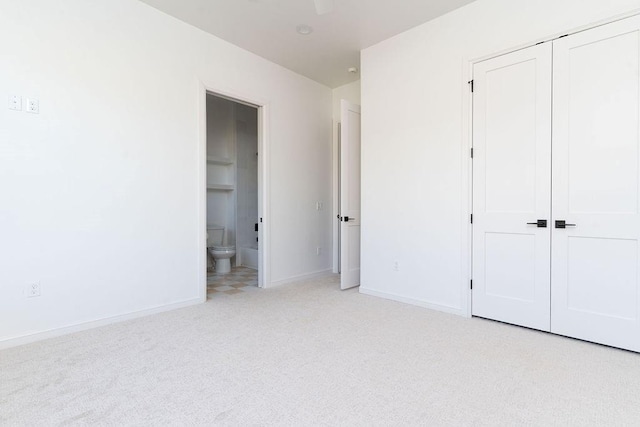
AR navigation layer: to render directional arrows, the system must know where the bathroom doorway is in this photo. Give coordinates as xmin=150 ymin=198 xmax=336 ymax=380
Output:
xmin=203 ymin=91 xmax=265 ymax=297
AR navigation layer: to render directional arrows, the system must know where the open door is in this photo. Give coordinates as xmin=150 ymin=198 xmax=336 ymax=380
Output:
xmin=340 ymin=100 xmax=361 ymax=290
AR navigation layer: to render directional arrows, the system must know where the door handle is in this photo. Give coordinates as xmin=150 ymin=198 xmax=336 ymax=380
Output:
xmin=526 ymin=220 xmax=547 ymax=228
xmin=555 ymin=220 xmax=576 ymax=229
xmin=344 ymin=216 xmax=356 ymax=222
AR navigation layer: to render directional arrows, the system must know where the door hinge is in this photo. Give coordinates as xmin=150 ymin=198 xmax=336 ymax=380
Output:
xmin=470 ymin=214 xmax=473 ymax=224
xmin=468 ymin=79 xmax=474 ymax=92
xmin=470 ymin=148 xmax=474 ymax=158
xmin=470 ymin=279 xmax=473 ymax=290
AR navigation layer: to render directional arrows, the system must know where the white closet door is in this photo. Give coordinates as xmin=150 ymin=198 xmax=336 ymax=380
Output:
xmin=552 ymin=16 xmax=640 ymax=352
xmin=472 ymin=43 xmax=553 ymax=331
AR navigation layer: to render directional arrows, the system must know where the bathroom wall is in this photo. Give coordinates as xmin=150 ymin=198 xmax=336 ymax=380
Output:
xmin=206 ymin=95 xmax=235 ymax=159
xmin=236 ymin=104 xmax=259 ymax=252
xmin=206 ymin=95 xmax=237 ymax=248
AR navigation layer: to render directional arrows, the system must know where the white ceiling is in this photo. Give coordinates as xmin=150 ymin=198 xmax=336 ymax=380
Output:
xmin=138 ymin=0 xmax=477 ymax=88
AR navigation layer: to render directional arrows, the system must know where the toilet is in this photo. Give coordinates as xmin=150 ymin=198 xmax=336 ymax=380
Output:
xmin=207 ymin=225 xmax=236 ymax=274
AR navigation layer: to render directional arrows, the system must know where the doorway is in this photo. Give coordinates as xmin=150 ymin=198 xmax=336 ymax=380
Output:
xmin=203 ymin=91 xmax=265 ymax=297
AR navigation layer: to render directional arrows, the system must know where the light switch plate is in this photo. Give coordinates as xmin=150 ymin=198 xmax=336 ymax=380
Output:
xmin=8 ymin=95 xmax=22 ymax=111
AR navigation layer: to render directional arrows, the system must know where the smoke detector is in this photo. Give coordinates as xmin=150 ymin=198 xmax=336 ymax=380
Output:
xmin=296 ymin=24 xmax=314 ymax=35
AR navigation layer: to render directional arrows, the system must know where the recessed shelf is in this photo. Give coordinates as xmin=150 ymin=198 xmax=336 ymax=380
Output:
xmin=207 ymin=156 xmax=234 ymax=165
xmin=207 ymin=184 xmax=235 ymax=191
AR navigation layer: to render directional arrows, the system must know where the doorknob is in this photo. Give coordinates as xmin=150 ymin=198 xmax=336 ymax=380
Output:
xmin=344 ymin=216 xmax=356 ymax=222
xmin=555 ymin=220 xmax=576 ymax=229
xmin=526 ymin=220 xmax=547 ymax=228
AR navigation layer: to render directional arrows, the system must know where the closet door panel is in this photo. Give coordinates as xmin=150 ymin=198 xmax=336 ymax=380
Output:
xmin=552 ymin=16 xmax=640 ymax=352
xmin=472 ymin=43 xmax=552 ymax=331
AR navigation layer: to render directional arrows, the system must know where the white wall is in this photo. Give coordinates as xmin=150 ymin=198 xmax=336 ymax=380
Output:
xmin=331 ymin=81 xmax=361 ymax=272
xmin=360 ymin=0 xmax=640 ymax=315
xmin=0 ymin=0 xmax=332 ymax=345
xmin=333 ymin=81 xmax=361 ymax=120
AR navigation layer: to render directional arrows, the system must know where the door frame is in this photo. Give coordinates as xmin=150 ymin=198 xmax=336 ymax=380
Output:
xmin=460 ymin=9 xmax=640 ymax=318
xmin=333 ymin=122 xmax=341 ymax=274
xmin=197 ymin=82 xmax=270 ymax=301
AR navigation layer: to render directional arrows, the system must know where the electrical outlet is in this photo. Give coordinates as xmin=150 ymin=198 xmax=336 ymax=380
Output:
xmin=25 ymin=97 xmax=39 ymax=114
xmin=393 ymin=261 xmax=399 ymax=272
xmin=316 ymin=202 xmax=323 ymax=211
xmin=8 ymin=95 xmax=22 ymax=111
xmin=26 ymin=282 xmax=41 ymax=298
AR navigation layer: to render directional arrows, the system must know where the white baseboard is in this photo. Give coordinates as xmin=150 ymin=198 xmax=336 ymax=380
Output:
xmin=268 ymin=269 xmax=335 ymax=287
xmin=359 ymin=287 xmax=465 ymax=317
xmin=0 ymin=297 xmax=203 ymax=350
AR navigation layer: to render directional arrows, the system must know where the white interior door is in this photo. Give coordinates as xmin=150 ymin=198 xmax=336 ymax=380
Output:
xmin=257 ymin=107 xmax=264 ymax=287
xmin=472 ymin=43 xmax=553 ymax=331
xmin=340 ymin=100 xmax=361 ymax=290
xmin=551 ymin=16 xmax=640 ymax=352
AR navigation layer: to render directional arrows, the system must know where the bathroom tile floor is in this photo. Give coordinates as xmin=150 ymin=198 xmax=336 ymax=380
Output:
xmin=207 ymin=266 xmax=259 ymax=298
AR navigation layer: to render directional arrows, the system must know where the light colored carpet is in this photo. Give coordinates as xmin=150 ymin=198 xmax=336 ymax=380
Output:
xmin=2 ymin=275 xmax=640 ymax=426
